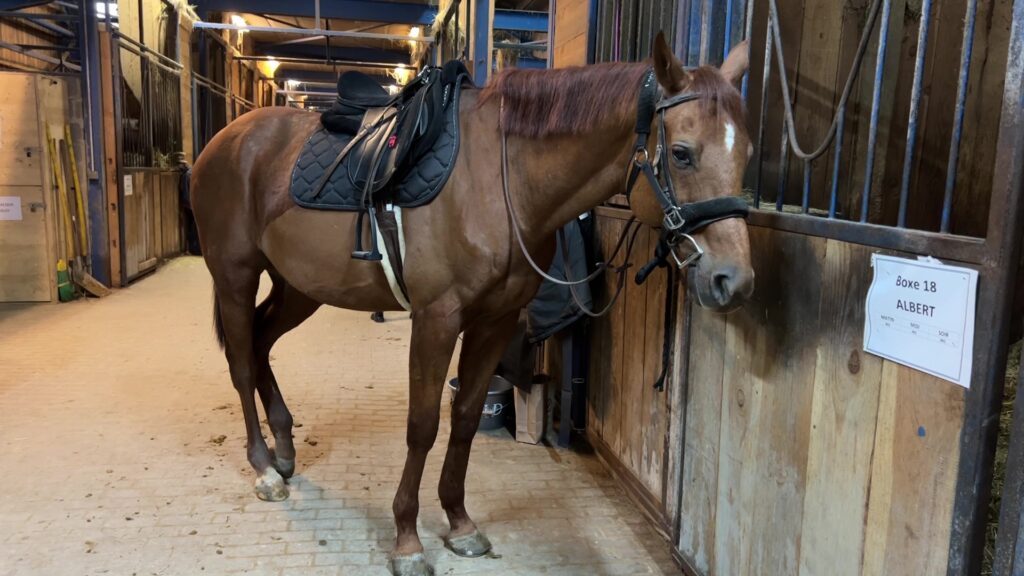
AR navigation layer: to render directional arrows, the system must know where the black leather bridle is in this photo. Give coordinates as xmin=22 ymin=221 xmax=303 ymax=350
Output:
xmin=627 ymin=69 xmax=749 ymax=284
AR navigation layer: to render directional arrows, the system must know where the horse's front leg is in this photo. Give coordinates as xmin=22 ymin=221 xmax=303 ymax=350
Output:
xmin=439 ymin=311 xmax=519 ymax=557
xmin=390 ymin=304 xmax=462 ymax=576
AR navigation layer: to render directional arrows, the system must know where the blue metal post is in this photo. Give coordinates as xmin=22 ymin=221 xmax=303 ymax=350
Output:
xmin=472 ymin=0 xmax=491 ymax=83
xmin=828 ymin=113 xmax=845 ymax=218
xmin=897 ymin=0 xmax=933 ymax=228
xmin=81 ymin=0 xmax=110 ymax=285
xmin=753 ymin=19 xmax=772 ymax=209
xmin=941 ymin=0 xmax=979 ymax=233
xmin=860 ymin=0 xmax=892 ymax=223
xmin=741 ymin=0 xmax=754 ymax=99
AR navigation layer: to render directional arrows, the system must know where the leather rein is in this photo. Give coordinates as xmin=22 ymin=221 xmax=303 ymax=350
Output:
xmin=501 ymin=67 xmax=750 ymax=319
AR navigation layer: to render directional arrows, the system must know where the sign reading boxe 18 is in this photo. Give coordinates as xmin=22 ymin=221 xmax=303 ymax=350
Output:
xmin=864 ymin=254 xmax=978 ymax=388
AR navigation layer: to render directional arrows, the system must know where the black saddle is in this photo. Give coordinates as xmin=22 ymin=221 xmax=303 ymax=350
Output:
xmin=289 ymin=61 xmax=471 ymax=261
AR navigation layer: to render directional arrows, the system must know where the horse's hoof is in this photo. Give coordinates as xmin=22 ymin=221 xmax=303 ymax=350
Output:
xmin=389 ymin=553 xmax=434 ymax=576
xmin=254 ymin=468 xmax=289 ymax=501
xmin=444 ymin=530 xmax=492 ymax=558
xmin=274 ymin=457 xmax=295 ymax=479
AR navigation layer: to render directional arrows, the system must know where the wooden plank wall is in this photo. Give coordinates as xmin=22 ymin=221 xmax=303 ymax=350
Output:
xmin=588 ymin=207 xmax=674 ymax=522
xmin=675 ymin=225 xmax=965 ymax=576
xmin=122 ymin=170 xmax=181 ymax=281
xmin=743 ymin=0 xmax=1012 ymax=237
xmin=552 ymin=0 xmax=589 ymax=67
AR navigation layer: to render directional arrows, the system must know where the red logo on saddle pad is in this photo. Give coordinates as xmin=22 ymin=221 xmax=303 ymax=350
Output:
xmin=388 ymin=135 xmax=398 ymax=148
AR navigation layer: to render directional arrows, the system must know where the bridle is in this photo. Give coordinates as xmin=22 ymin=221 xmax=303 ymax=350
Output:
xmin=626 ymin=68 xmax=749 ymax=283
xmin=500 ymin=66 xmax=749 ymax=316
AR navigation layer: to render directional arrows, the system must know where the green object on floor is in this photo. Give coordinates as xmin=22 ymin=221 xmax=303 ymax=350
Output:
xmin=56 ymin=259 xmax=73 ymax=302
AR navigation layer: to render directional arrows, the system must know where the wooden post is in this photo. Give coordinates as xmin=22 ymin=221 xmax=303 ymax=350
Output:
xmin=98 ymin=27 xmax=121 ymax=287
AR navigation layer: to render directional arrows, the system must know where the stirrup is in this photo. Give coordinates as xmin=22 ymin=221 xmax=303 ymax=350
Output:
xmin=352 ymin=206 xmax=383 ymax=261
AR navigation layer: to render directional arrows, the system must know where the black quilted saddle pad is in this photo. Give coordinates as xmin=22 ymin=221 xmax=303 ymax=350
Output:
xmin=289 ymin=81 xmax=464 ymax=211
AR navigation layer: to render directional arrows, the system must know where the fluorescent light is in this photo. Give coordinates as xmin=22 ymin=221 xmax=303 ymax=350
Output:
xmin=230 ymin=14 xmax=247 ymax=28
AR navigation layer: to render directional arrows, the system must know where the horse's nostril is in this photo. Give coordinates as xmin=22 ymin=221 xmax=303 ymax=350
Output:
xmin=712 ymin=269 xmax=735 ymax=305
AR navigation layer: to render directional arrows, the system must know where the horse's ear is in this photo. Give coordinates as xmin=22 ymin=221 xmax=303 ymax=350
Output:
xmin=720 ymin=40 xmax=750 ymax=86
xmin=652 ymin=32 xmax=688 ymax=93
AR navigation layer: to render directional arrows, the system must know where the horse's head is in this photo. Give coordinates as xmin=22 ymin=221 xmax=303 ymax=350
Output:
xmin=629 ymin=33 xmax=754 ymax=312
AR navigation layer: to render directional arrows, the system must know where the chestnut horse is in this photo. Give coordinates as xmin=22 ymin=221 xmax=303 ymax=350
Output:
xmin=191 ymin=35 xmax=753 ymax=575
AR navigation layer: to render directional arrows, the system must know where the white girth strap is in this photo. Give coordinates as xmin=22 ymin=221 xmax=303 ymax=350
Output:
xmin=375 ymin=206 xmax=411 ymax=311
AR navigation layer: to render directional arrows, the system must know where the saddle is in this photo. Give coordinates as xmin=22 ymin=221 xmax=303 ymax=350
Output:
xmin=290 ymin=61 xmax=471 ymax=263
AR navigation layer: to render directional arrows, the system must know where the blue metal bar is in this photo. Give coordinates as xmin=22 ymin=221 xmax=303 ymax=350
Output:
xmin=472 ymin=0 xmax=491 ymax=84
xmin=802 ymin=160 xmax=811 ymax=214
xmin=81 ymin=0 xmax=110 ymax=286
xmin=941 ymin=0 xmax=979 ymax=233
xmin=192 ymin=0 xmax=437 ymax=26
xmin=723 ymin=0 xmax=735 ymax=62
xmin=860 ymin=0 xmax=892 ymax=223
xmin=897 ymin=0 xmax=933 ymax=228
xmin=253 ymin=43 xmax=408 ymax=65
xmin=741 ymin=0 xmax=754 ymax=99
xmin=828 ymin=112 xmax=846 ymax=218
xmin=753 ymin=18 xmax=773 ymax=209
xmin=493 ymin=10 xmax=547 ymax=32
xmin=687 ymin=0 xmax=702 ymax=67
xmin=777 ymin=129 xmax=789 ymax=212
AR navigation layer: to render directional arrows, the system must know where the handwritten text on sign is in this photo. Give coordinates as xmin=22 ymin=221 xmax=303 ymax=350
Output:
xmin=0 ymin=196 xmax=22 ymax=221
xmin=864 ymin=254 xmax=977 ymax=388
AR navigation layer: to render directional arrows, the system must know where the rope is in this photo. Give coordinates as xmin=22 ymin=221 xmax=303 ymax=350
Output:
xmin=767 ymin=0 xmax=884 ymax=161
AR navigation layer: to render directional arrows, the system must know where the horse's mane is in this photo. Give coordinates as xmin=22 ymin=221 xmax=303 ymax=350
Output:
xmin=479 ymin=62 xmax=746 ymax=139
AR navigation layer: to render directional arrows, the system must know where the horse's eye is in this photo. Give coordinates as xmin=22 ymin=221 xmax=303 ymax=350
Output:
xmin=672 ymin=145 xmax=695 ymax=169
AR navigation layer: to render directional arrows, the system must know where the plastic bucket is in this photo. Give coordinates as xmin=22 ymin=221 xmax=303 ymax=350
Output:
xmin=447 ymin=375 xmax=514 ymax=431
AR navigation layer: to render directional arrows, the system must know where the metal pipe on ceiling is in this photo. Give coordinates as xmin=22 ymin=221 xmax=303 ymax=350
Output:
xmin=191 ymin=21 xmax=432 ymax=43
xmin=230 ymin=54 xmax=396 ymax=70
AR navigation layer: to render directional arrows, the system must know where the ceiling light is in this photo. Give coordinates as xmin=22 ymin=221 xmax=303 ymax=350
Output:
xmin=230 ymin=14 xmax=247 ymax=28
xmin=257 ymin=58 xmax=280 ymax=78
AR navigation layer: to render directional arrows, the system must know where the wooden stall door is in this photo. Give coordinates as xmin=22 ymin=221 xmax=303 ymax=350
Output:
xmin=0 ymin=75 xmax=59 ymax=302
xmin=675 ymin=226 xmax=964 ymax=576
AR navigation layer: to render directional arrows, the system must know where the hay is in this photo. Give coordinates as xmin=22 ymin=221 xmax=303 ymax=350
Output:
xmin=982 ymin=338 xmax=1021 ymax=575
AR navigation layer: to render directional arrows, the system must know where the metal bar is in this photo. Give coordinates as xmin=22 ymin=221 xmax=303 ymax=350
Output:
xmin=753 ymin=18 xmax=772 ymax=209
xmin=952 ymin=0 xmax=1024 ymax=570
xmin=194 ymin=0 xmax=437 ymax=26
xmin=314 ymin=0 xmax=320 ymax=31
xmin=723 ymin=0 xmax=734 ymax=62
xmin=231 ymin=54 xmax=395 ymax=70
xmin=776 ymin=128 xmax=788 ymax=212
xmin=275 ymin=89 xmax=335 ymax=96
xmin=896 ymin=0 xmax=933 ymax=228
xmin=472 ymin=0 xmax=491 ymax=83
xmin=828 ymin=112 xmax=846 ymax=219
xmin=0 ymin=12 xmax=74 ymax=36
xmin=113 ymin=31 xmax=182 ymax=69
xmin=859 ymin=0 xmax=892 ymax=223
xmin=741 ymin=0 xmax=754 ymax=98
xmin=547 ymin=0 xmax=555 ymax=68
xmin=0 ymin=39 xmax=80 ymax=70
xmin=940 ymin=0 xmax=979 ymax=233
xmin=82 ymin=0 xmax=109 ymax=285
xmin=191 ymin=21 xmax=432 ymax=43
xmin=0 ymin=9 xmax=79 ymax=21
xmin=493 ymin=9 xmax=548 ymax=32
xmin=801 ymin=160 xmax=811 ymax=214
xmin=747 ymin=210 xmax=988 ymax=264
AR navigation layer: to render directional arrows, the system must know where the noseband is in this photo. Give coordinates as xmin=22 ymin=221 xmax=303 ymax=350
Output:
xmin=627 ymin=69 xmax=749 ymax=283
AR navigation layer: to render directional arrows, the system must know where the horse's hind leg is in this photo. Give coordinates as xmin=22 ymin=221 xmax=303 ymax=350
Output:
xmin=438 ymin=311 xmax=518 ymax=557
xmin=253 ymin=276 xmax=320 ymax=479
xmin=212 ymin=264 xmax=288 ymax=502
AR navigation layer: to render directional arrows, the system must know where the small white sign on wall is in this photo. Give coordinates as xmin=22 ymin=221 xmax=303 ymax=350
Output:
xmin=123 ymin=175 xmax=134 ymax=196
xmin=864 ymin=254 xmax=978 ymax=388
xmin=0 ymin=196 xmax=22 ymax=221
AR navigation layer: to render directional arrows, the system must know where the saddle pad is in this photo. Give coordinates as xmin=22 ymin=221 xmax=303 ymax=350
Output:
xmin=289 ymin=83 xmax=462 ymax=211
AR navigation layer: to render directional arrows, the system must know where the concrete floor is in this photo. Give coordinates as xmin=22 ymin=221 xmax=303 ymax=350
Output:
xmin=0 ymin=257 xmax=678 ymax=576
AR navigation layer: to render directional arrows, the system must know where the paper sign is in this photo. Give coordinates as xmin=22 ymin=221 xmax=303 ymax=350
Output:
xmin=123 ymin=175 xmax=134 ymax=196
xmin=864 ymin=254 xmax=977 ymax=388
xmin=0 ymin=196 xmax=22 ymax=221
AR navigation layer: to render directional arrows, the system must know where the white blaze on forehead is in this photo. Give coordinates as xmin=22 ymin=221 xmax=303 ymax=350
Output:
xmin=724 ymin=122 xmax=736 ymax=153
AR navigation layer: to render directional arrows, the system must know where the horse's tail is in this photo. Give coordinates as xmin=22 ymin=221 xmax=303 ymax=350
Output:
xmin=213 ymin=290 xmax=227 ymax=350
